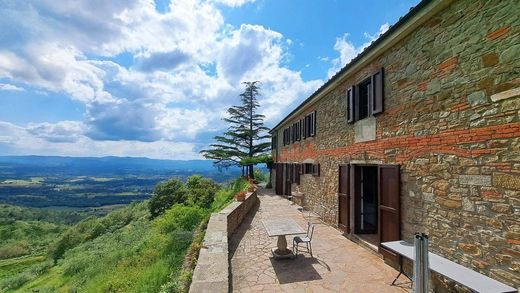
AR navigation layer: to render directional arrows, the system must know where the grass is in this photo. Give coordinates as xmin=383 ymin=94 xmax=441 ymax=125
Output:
xmin=0 ymin=177 xmax=251 ymax=293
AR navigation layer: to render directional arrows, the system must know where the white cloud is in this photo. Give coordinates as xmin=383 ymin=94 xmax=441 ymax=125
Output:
xmin=0 ymin=121 xmax=200 ymax=160
xmin=328 ymin=23 xmax=390 ymax=77
xmin=213 ymin=0 xmax=256 ymax=8
xmin=26 ymin=121 xmax=85 ymax=143
xmin=0 ymin=0 xmax=323 ymax=158
xmin=0 ymin=83 xmax=24 ymax=92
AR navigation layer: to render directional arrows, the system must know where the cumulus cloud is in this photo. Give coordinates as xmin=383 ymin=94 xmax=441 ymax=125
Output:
xmin=0 ymin=83 xmax=24 ymax=91
xmin=0 ymin=121 xmax=200 ymax=160
xmin=213 ymin=0 xmax=256 ymax=7
xmin=328 ymin=23 xmax=390 ymax=77
xmin=218 ymin=24 xmax=283 ymax=83
xmin=135 ymin=50 xmax=191 ymax=72
xmin=26 ymin=121 xmax=85 ymax=143
xmin=0 ymin=0 xmax=322 ymax=158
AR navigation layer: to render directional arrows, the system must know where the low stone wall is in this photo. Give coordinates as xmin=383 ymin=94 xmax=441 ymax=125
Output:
xmin=189 ymin=190 xmax=258 ymax=293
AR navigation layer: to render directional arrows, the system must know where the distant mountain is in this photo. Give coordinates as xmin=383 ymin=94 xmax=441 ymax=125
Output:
xmin=0 ymin=155 xmax=233 ymax=175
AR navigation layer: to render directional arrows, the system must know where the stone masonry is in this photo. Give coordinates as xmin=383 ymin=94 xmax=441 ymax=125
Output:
xmin=271 ymin=0 xmax=519 ymax=290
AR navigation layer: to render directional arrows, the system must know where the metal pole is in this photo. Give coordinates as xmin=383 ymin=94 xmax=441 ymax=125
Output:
xmin=413 ymin=233 xmax=430 ymax=293
xmin=422 ymin=233 xmax=430 ymax=293
xmin=413 ymin=233 xmax=422 ymax=293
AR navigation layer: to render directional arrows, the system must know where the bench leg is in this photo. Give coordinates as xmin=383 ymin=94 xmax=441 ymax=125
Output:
xmin=392 ymin=256 xmax=412 ymax=286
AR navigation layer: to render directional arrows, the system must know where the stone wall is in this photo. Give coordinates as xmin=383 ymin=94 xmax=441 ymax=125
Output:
xmin=272 ymin=0 xmax=519 ymax=289
xmin=190 ymin=190 xmax=258 ymax=293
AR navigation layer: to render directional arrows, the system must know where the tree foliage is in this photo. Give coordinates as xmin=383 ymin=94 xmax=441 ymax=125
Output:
xmin=148 ymin=178 xmax=186 ymax=218
xmin=200 ymin=81 xmax=270 ymax=178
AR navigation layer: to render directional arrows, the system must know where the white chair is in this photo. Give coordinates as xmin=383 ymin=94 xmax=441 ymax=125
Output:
xmin=293 ymin=222 xmax=315 ymax=257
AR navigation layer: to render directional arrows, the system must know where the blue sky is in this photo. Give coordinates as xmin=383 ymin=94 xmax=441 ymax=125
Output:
xmin=0 ymin=0 xmax=419 ymax=159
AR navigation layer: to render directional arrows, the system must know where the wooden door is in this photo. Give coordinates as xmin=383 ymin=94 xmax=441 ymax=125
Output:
xmin=338 ymin=164 xmax=350 ymax=233
xmin=275 ymin=163 xmax=284 ymax=195
xmin=378 ymin=165 xmax=400 ymax=263
xmin=284 ymin=163 xmax=291 ymax=196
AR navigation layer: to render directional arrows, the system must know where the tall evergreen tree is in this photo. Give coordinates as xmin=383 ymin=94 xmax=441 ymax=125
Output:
xmin=201 ymin=81 xmax=270 ymax=178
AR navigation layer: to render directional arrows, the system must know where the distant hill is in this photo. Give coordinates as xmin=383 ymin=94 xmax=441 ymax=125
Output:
xmin=0 ymin=155 xmax=231 ymax=175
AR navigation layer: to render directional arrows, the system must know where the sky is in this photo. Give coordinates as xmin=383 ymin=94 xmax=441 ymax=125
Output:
xmin=0 ymin=0 xmax=419 ymax=160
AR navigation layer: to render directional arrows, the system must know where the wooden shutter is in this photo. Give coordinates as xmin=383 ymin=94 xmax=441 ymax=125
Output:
xmin=302 ymin=117 xmax=307 ymax=139
xmin=300 ymin=119 xmax=304 ymax=140
xmin=354 ymin=85 xmax=360 ymax=122
xmin=310 ymin=111 xmax=316 ymax=137
xmin=275 ymin=163 xmax=284 ymax=195
xmin=347 ymin=86 xmax=355 ymax=123
xmin=312 ymin=163 xmax=320 ymax=176
xmin=378 ymin=165 xmax=400 ymax=263
xmin=297 ymin=121 xmax=301 ymax=141
xmin=338 ymin=164 xmax=350 ymax=233
xmin=295 ymin=164 xmax=301 ymax=185
xmin=372 ymin=68 xmax=384 ymax=115
xmin=284 ymin=163 xmax=291 ymax=195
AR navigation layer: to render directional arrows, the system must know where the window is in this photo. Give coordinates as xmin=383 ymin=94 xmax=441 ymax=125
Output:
xmin=304 ymin=163 xmax=313 ymax=174
xmin=310 ymin=111 xmax=316 ymax=137
xmin=312 ymin=164 xmax=320 ymax=176
xmin=271 ymin=135 xmax=277 ymax=150
xmin=283 ymin=128 xmax=291 ymax=145
xmin=358 ymin=79 xmax=371 ymax=120
xmin=292 ymin=121 xmax=301 ymax=142
xmin=303 ymin=111 xmax=316 ymax=138
xmin=347 ymin=68 xmax=384 ymax=124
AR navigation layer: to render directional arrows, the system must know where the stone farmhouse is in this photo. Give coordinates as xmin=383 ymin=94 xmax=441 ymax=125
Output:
xmin=269 ymin=0 xmax=519 ymax=289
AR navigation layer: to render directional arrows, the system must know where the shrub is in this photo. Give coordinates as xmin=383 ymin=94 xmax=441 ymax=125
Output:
xmin=149 ymin=178 xmax=187 ymax=218
xmin=155 ymin=205 xmax=207 ymax=234
xmin=253 ymin=169 xmax=268 ymax=183
xmin=185 ymin=175 xmax=220 ymax=209
xmin=1 ymin=272 xmax=32 ymax=290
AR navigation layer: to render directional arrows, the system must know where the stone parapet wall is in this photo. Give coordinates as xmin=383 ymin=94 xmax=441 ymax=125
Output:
xmin=190 ymin=190 xmax=258 ymax=293
xmin=272 ymin=0 xmax=519 ymax=288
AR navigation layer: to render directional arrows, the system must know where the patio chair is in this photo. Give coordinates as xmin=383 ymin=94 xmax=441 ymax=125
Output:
xmin=292 ymin=222 xmax=315 ymax=257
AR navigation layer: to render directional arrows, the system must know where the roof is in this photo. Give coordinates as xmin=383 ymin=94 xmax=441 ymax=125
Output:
xmin=270 ymin=0 xmax=450 ymax=134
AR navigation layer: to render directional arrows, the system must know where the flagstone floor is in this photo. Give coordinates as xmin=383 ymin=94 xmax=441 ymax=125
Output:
xmin=229 ymin=187 xmax=411 ymax=293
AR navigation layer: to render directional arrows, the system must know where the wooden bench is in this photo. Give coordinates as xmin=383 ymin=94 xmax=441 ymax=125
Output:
xmin=381 ymin=240 xmax=517 ymax=293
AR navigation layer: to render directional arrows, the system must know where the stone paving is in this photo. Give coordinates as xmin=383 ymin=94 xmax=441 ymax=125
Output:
xmin=229 ymin=188 xmax=410 ymax=292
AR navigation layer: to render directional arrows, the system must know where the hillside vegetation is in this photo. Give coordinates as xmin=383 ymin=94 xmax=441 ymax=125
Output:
xmin=0 ymin=176 xmax=249 ymax=293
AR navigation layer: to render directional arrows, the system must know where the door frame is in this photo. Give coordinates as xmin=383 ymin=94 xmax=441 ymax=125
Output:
xmin=351 ymin=164 xmax=380 ymax=238
xmin=338 ymin=164 xmax=350 ymax=233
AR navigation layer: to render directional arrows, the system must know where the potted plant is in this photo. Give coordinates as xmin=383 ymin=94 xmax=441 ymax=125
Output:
xmin=235 ymin=191 xmax=246 ymax=201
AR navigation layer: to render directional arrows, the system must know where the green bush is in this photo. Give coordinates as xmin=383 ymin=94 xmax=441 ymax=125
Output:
xmin=254 ymin=169 xmax=268 ymax=183
xmin=155 ymin=205 xmax=207 ymax=234
xmin=210 ymin=177 xmax=249 ymax=211
xmin=185 ymin=175 xmax=220 ymax=209
xmin=149 ymin=178 xmax=187 ymax=218
xmin=1 ymin=271 xmax=32 ymax=290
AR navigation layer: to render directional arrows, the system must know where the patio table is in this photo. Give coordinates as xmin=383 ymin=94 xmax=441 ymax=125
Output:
xmin=262 ymin=218 xmax=306 ymax=259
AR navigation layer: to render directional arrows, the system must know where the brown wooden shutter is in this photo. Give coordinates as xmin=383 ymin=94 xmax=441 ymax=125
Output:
xmin=378 ymin=165 xmax=400 ymax=263
xmin=295 ymin=164 xmax=301 ymax=185
xmin=347 ymin=86 xmax=355 ymax=123
xmin=275 ymin=163 xmax=284 ymax=195
xmin=284 ymin=163 xmax=291 ymax=195
xmin=302 ymin=117 xmax=307 ymax=139
xmin=354 ymin=85 xmax=360 ymax=121
xmin=372 ymin=68 xmax=384 ymax=115
xmin=310 ymin=111 xmax=316 ymax=137
xmin=338 ymin=164 xmax=350 ymax=233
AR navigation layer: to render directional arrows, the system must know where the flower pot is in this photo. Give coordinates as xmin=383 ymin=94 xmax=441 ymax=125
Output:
xmin=235 ymin=191 xmax=246 ymax=201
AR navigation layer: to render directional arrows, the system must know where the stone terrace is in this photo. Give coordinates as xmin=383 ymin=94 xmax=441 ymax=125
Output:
xmin=229 ymin=188 xmax=410 ymax=292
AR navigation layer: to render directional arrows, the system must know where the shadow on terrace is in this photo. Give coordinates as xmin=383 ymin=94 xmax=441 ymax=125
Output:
xmin=228 ymin=187 xmax=409 ymax=292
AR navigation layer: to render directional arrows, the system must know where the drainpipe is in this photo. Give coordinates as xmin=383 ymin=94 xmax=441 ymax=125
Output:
xmin=413 ymin=233 xmax=430 ymax=293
